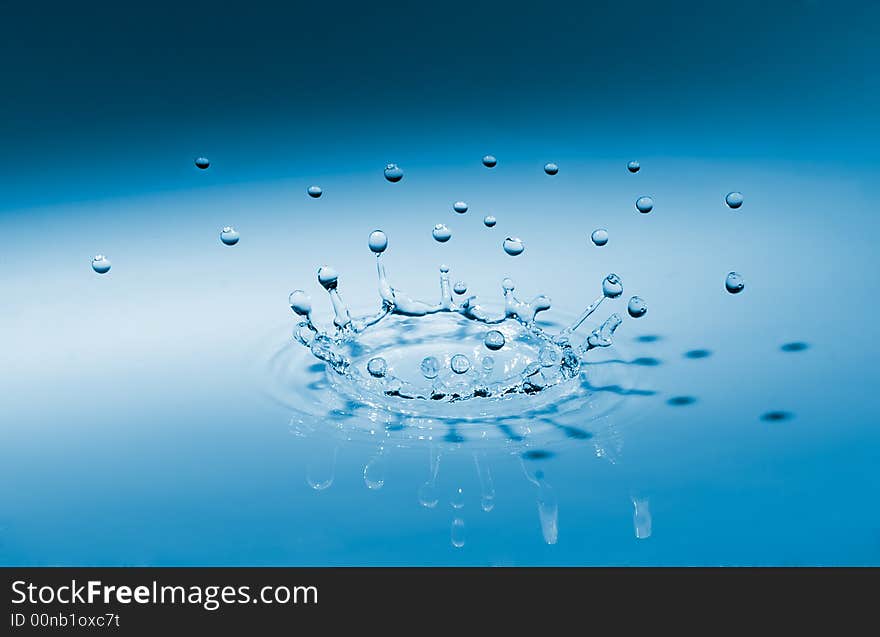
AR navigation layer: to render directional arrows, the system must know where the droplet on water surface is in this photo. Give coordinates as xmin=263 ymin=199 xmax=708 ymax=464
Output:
xmin=307 ymin=185 xmax=323 ymax=198
xmin=503 ymin=237 xmax=524 ymax=256
xmin=725 ymin=271 xmax=745 ymax=294
xmin=627 ymin=160 xmax=640 ymax=173
xmin=484 ymin=330 xmax=506 ymax=351
xmin=725 ymin=191 xmax=744 ymax=209
xmin=368 ymin=230 xmax=388 ymax=254
xmin=482 ymin=154 xmax=497 ymax=168
xmin=432 ymin=224 xmax=452 ymax=243
xmin=220 ymin=226 xmax=240 ymax=246
xmin=483 ymin=215 xmax=496 ymax=228
xmin=91 ymin=255 xmax=111 ymax=274
xmin=590 ymin=228 xmax=609 ymax=246
xmin=384 ymin=163 xmax=403 ymax=183
xmin=627 ymin=296 xmax=647 ymax=318
xmin=543 ymin=162 xmax=559 ymax=175
xmin=636 ymin=196 xmax=654 ymax=214
xmin=453 ymin=201 xmax=468 ymax=214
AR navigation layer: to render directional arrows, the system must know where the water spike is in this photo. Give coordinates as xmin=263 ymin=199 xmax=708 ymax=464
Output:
xmin=317 ymin=266 xmax=352 ymax=329
xmin=439 ymin=265 xmax=454 ymax=309
xmin=581 ymin=313 xmax=623 ymax=353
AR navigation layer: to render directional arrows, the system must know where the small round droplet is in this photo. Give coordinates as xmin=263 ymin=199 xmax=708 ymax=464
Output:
xmin=194 ymin=157 xmax=210 ymax=170
xmin=317 ymin=265 xmax=339 ymax=290
xmin=627 ymin=160 xmax=640 ymax=173
xmin=502 ymin=277 xmax=515 ymax=291
xmin=483 ymin=215 xmax=496 ymax=228
xmin=439 ymin=264 xmax=450 ymax=273
xmin=484 ymin=330 xmax=505 ymax=351
xmin=288 ymin=289 xmax=312 ymax=316
xmin=383 ymin=163 xmax=403 ymax=183
xmin=590 ymin=228 xmax=609 ymax=246
xmin=627 ymin=296 xmax=647 ymax=318
xmin=432 ymin=224 xmax=452 ymax=243
xmin=307 ymin=185 xmax=323 ymax=198
xmin=481 ymin=356 xmax=495 ymax=371
xmin=450 ymin=354 xmax=470 ymax=374
xmin=368 ymin=230 xmax=388 ymax=254
xmin=453 ymin=201 xmax=468 ymax=214
xmin=420 ymin=356 xmax=440 ymax=379
xmin=636 ymin=196 xmax=654 ymax=214
xmin=453 ymin=281 xmax=468 ymax=295
xmin=503 ymin=237 xmax=524 ymax=256
xmin=367 ymin=357 xmax=388 ymax=378
xmin=220 ymin=226 xmax=240 ymax=246
xmin=91 ymin=254 xmax=111 ymax=274
xmin=482 ymin=154 xmax=497 ymax=168
xmin=602 ymin=273 xmax=623 ymax=298
xmin=543 ymin=162 xmax=559 ymax=175
xmin=725 ymin=271 xmax=745 ymax=294
xmin=725 ymin=191 xmax=744 ymax=209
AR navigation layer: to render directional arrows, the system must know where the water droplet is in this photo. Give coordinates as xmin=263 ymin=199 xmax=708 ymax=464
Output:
xmin=288 ymin=289 xmax=312 ymax=316
xmin=450 ymin=354 xmax=471 ymax=374
xmin=543 ymin=162 xmax=559 ymax=175
xmin=91 ymin=254 xmax=111 ymax=274
xmin=484 ymin=330 xmax=505 ymax=351
xmin=220 ymin=226 xmax=240 ymax=246
xmin=503 ymin=237 xmax=524 ymax=256
xmin=636 ymin=196 xmax=654 ymax=214
xmin=451 ymin=518 xmax=465 ymax=548
xmin=590 ymin=228 xmax=609 ymax=246
xmin=627 ymin=160 xmax=640 ymax=173
xmin=439 ymin=264 xmax=449 ymax=273
xmin=602 ymin=273 xmax=623 ymax=298
xmin=317 ymin=265 xmax=339 ymax=289
xmin=363 ymin=450 xmax=386 ymax=489
xmin=725 ymin=271 xmax=745 ymax=294
xmin=481 ymin=356 xmax=495 ymax=371
xmin=368 ymin=230 xmax=388 ymax=254
xmin=453 ymin=201 xmax=468 ymax=214
xmin=451 ymin=487 xmax=465 ymax=509
xmin=725 ymin=191 xmax=744 ymax=209
xmin=483 ymin=215 xmax=497 ymax=228
xmin=627 ymin=296 xmax=647 ymax=318
xmin=432 ymin=224 xmax=452 ymax=243
xmin=367 ymin=357 xmax=387 ymax=378
xmin=420 ymin=356 xmax=440 ymax=379
xmin=453 ymin=281 xmax=468 ymax=295
xmin=194 ymin=156 xmax=210 ymax=170
xmin=307 ymin=185 xmax=323 ymax=198
xmin=502 ymin=277 xmax=515 ymax=291
xmin=482 ymin=154 xmax=497 ymax=168
xmin=383 ymin=163 xmax=403 ymax=183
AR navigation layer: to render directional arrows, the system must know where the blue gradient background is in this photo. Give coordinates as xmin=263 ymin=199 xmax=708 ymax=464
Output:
xmin=1 ymin=1 xmax=879 ymax=565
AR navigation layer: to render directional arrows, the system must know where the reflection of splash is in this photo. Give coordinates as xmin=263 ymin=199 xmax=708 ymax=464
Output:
xmin=523 ymin=461 xmax=558 ymax=545
xmin=306 ymin=441 xmax=337 ymax=491
xmin=632 ymin=497 xmax=652 ymax=540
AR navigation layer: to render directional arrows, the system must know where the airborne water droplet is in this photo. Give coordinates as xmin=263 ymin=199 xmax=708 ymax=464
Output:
xmin=482 ymin=154 xmax=497 ymax=168
xmin=483 ymin=215 xmax=496 ymax=228
xmin=91 ymin=254 xmax=111 ymax=274
xmin=194 ymin=156 xmax=210 ymax=170
xmin=220 ymin=226 xmax=240 ymax=246
xmin=432 ymin=224 xmax=452 ymax=243
xmin=316 ymin=265 xmax=339 ymax=289
xmin=367 ymin=357 xmax=388 ymax=378
xmin=450 ymin=354 xmax=470 ymax=374
xmin=383 ymin=163 xmax=403 ymax=183
xmin=725 ymin=191 xmax=744 ymax=209
xmin=602 ymin=273 xmax=623 ymax=298
xmin=636 ymin=196 xmax=654 ymax=214
xmin=627 ymin=296 xmax=647 ymax=318
xmin=484 ymin=330 xmax=505 ymax=351
xmin=453 ymin=201 xmax=468 ymax=214
xmin=288 ymin=289 xmax=312 ymax=316
xmin=627 ymin=160 xmax=640 ymax=173
xmin=725 ymin=271 xmax=745 ymax=294
xmin=453 ymin=281 xmax=468 ymax=295
xmin=307 ymin=185 xmax=323 ymax=198
xmin=503 ymin=237 xmax=524 ymax=256
xmin=543 ymin=162 xmax=559 ymax=175
xmin=368 ymin=230 xmax=388 ymax=254
xmin=420 ymin=356 xmax=440 ymax=379
xmin=590 ymin=228 xmax=609 ymax=246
